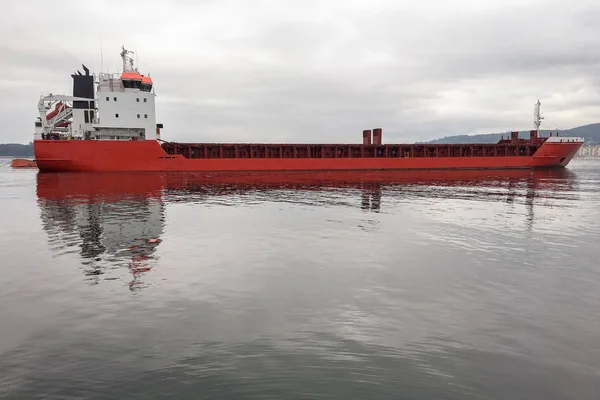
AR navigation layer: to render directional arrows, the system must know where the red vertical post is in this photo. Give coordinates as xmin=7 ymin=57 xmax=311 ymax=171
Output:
xmin=363 ymin=130 xmax=372 ymax=145
xmin=530 ymin=130 xmax=537 ymax=142
xmin=373 ymin=128 xmax=382 ymax=145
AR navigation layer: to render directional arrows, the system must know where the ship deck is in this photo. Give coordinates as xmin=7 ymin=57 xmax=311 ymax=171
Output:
xmin=160 ymin=141 xmax=544 ymax=160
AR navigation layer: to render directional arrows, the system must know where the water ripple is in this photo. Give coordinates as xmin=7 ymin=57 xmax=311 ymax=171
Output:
xmin=1 ymin=161 xmax=600 ymax=398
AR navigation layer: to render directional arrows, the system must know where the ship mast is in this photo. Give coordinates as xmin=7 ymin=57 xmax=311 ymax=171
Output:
xmin=120 ymin=45 xmax=136 ymax=72
xmin=533 ymin=99 xmax=543 ymax=134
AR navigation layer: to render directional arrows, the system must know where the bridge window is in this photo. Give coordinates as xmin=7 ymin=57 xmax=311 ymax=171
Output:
xmin=136 ymin=98 xmax=140 ymax=102
xmin=106 ymin=96 xmax=109 ymax=101
xmin=144 ymin=98 xmax=147 ymax=102
xmin=144 ymin=114 xmax=148 ymax=118
xmin=137 ymin=114 xmax=140 ymax=118
xmin=115 ymin=113 xmax=119 ymax=118
xmin=113 ymin=97 xmax=117 ymax=101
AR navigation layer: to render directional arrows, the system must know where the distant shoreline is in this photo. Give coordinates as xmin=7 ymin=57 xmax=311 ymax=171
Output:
xmin=0 ymin=143 xmax=34 ymax=158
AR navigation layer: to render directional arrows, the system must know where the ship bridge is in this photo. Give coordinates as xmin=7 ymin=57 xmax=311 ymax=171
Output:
xmin=91 ymin=46 xmax=159 ymax=140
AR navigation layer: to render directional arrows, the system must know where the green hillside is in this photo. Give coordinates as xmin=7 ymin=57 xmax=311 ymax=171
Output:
xmin=0 ymin=143 xmax=34 ymax=157
xmin=422 ymin=123 xmax=600 ymax=145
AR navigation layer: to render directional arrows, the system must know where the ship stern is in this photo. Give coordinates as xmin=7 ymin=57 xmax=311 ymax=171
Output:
xmin=33 ymin=139 xmax=77 ymax=172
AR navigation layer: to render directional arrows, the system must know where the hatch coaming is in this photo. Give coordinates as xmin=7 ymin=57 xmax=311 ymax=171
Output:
xmin=160 ymin=142 xmax=545 ymax=160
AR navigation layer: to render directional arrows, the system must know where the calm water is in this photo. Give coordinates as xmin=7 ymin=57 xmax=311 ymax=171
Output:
xmin=1 ymin=161 xmax=600 ymax=399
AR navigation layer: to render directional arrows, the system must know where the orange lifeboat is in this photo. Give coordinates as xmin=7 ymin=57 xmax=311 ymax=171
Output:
xmin=46 ymin=101 xmax=71 ymax=127
xmin=120 ymin=71 xmax=143 ymax=81
xmin=121 ymin=71 xmax=153 ymax=91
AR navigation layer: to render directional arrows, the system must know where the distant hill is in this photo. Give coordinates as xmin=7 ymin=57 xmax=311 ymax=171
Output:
xmin=0 ymin=143 xmax=34 ymax=157
xmin=421 ymin=123 xmax=600 ymax=145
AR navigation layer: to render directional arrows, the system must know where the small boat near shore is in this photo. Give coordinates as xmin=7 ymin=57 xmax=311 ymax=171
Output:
xmin=10 ymin=158 xmax=37 ymax=168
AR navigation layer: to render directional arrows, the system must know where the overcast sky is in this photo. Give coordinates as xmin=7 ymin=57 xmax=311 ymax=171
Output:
xmin=1 ymin=0 xmax=599 ymax=144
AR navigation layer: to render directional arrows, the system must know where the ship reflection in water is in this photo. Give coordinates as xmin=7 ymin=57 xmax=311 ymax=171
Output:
xmin=36 ymin=173 xmax=167 ymax=291
xmin=36 ymin=168 xmax=578 ymax=290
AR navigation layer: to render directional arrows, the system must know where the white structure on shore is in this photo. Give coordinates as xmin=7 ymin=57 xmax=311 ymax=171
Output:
xmin=576 ymin=146 xmax=600 ymax=157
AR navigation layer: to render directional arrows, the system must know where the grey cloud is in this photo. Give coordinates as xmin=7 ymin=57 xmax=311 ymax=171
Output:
xmin=1 ymin=0 xmax=599 ymax=144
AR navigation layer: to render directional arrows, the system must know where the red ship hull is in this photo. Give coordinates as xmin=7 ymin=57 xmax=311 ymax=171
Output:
xmin=33 ymin=138 xmax=582 ymax=173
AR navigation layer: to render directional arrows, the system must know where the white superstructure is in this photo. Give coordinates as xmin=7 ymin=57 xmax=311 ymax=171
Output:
xmin=35 ymin=46 xmax=162 ymax=141
xmin=577 ymin=146 xmax=600 ymax=157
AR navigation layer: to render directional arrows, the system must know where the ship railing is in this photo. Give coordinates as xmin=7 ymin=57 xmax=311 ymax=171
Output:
xmin=39 ymin=132 xmax=83 ymax=140
xmin=545 ymin=136 xmax=584 ymax=143
xmin=97 ymin=72 xmax=122 ymax=81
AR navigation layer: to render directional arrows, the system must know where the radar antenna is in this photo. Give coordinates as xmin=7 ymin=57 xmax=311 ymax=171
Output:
xmin=533 ymin=99 xmax=543 ymax=133
xmin=120 ymin=45 xmax=137 ymax=72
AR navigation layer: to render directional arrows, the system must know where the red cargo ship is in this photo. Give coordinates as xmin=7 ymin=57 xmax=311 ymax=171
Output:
xmin=33 ymin=46 xmax=583 ymax=173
